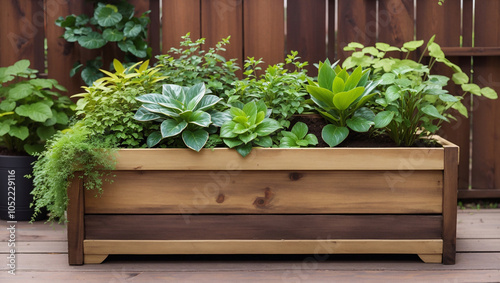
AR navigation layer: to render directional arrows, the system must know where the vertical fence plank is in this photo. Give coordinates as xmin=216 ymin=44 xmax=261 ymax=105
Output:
xmin=0 ymin=0 xmax=45 ymax=71
xmin=336 ymin=0 xmax=377 ymax=62
xmin=416 ymin=0 xmax=470 ymax=191
xmin=471 ymin=0 xmax=500 ymax=192
xmin=327 ymin=0 xmax=336 ymax=60
xmin=287 ymin=0 xmax=326 ymax=75
xmin=130 ymin=0 xmax=161 ymax=59
xmin=378 ymin=0 xmax=414 ymax=58
xmin=201 ymin=0 xmax=243 ymax=68
xmin=244 ymin=0 xmax=285 ymax=67
xmin=162 ymin=0 xmax=201 ymax=52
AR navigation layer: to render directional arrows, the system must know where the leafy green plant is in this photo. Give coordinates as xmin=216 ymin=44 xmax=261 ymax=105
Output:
xmin=279 ymin=122 xmax=318 ymax=148
xmin=73 ymin=59 xmax=166 ymax=147
xmin=156 ymin=33 xmax=239 ymax=103
xmin=30 ymin=123 xmax=115 ymax=223
xmin=0 ymin=60 xmax=74 ymax=155
xmin=343 ymin=36 xmax=498 ymax=146
xmin=56 ymin=0 xmax=151 ymax=85
xmin=220 ymin=100 xmax=281 ymax=157
xmin=134 ymin=83 xmax=225 ymax=151
xmin=306 ymin=59 xmax=382 ymax=147
xmin=227 ymin=51 xmax=312 ymax=127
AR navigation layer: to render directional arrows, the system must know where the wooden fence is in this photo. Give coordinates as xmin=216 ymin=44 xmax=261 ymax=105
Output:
xmin=1 ymin=0 xmax=499 ymax=198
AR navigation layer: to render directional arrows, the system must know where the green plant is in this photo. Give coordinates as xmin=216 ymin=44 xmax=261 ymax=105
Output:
xmin=306 ymin=59 xmax=383 ymax=147
xmin=279 ymin=122 xmax=318 ymax=148
xmin=343 ymin=36 xmax=498 ymax=146
xmin=30 ymin=122 xmax=116 ymax=223
xmin=156 ymin=33 xmax=239 ymax=103
xmin=0 ymin=60 xmax=74 ymax=155
xmin=134 ymin=82 xmax=226 ymax=151
xmin=56 ymin=0 xmax=151 ymax=85
xmin=227 ymin=51 xmax=312 ymax=127
xmin=73 ymin=59 xmax=166 ymax=147
xmin=220 ymin=100 xmax=281 ymax=157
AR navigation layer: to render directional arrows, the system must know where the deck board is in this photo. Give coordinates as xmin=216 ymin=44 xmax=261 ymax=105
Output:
xmin=0 ymin=209 xmax=499 ymax=281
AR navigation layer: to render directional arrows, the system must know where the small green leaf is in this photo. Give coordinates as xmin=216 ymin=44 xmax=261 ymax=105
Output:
xmin=374 ymin=111 xmax=395 ymax=128
xmin=102 ymin=28 xmax=124 ymax=42
xmin=78 ymin=32 xmax=107 ymax=49
xmin=322 ymin=124 xmax=348 ymax=147
xmin=461 ymin=83 xmax=481 ymax=95
xmin=235 ymin=143 xmax=253 ymax=157
xmin=134 ymin=107 xmax=162 ymax=121
xmin=385 ymin=85 xmax=400 ymax=102
xmin=438 ymin=94 xmax=459 ymax=102
xmin=0 ymin=100 xmax=16 ymax=111
xmin=291 ymin=122 xmax=308 ymax=139
xmin=481 ymin=87 xmax=498 ymax=99
xmin=452 ymin=72 xmax=469 ymax=85
xmin=238 ymin=132 xmax=258 ymax=144
xmin=188 ymin=111 xmax=211 ymax=127
xmin=146 ymin=131 xmax=162 ymax=147
xmin=123 ymin=21 xmax=142 ymax=37
xmin=8 ymin=84 xmax=34 ymax=100
xmin=254 ymin=136 xmax=272 ymax=147
xmin=15 ymin=102 xmax=52 ymax=122
xmin=332 ymin=87 xmax=364 ymax=110
xmin=332 ymin=76 xmax=345 ymax=93
xmin=305 ymin=134 xmax=318 ymax=145
xmin=255 ymin=118 xmax=281 ymax=136
xmin=380 ymin=73 xmax=396 ymax=85
xmin=421 ymin=105 xmax=449 ymax=122
xmin=346 ymin=116 xmax=373 ymax=132
xmin=9 ymin=126 xmax=29 ymax=140
xmin=182 ymin=129 xmax=209 ymax=151
xmin=95 ymin=6 xmax=123 ymax=27
xmin=428 ymin=42 xmax=445 ymax=59
xmin=403 ymin=40 xmax=424 ymax=51
xmin=220 ymin=121 xmax=238 ymax=138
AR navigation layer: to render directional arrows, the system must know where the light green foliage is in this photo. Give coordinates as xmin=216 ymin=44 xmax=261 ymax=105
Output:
xmin=0 ymin=60 xmax=74 ymax=155
xmin=343 ymin=35 xmax=498 ymax=146
xmin=279 ymin=122 xmax=318 ymax=148
xmin=56 ymin=1 xmax=151 ymax=85
xmin=220 ymin=101 xmax=281 ymax=157
xmin=134 ymin=83 xmax=224 ymax=151
xmin=227 ymin=51 xmax=312 ymax=127
xmin=30 ymin=123 xmax=116 ymax=223
xmin=156 ymin=34 xmax=239 ymax=104
xmin=73 ymin=60 xmax=166 ymax=148
xmin=306 ymin=59 xmax=380 ymax=147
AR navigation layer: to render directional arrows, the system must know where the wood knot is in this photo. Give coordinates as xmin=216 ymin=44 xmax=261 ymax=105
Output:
xmin=289 ymin=172 xmax=303 ymax=181
xmin=216 ymin=193 xmax=225 ymax=203
xmin=253 ymin=187 xmax=274 ymax=208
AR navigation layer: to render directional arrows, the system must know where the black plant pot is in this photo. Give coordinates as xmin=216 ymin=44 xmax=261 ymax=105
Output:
xmin=0 ymin=155 xmax=46 ymax=221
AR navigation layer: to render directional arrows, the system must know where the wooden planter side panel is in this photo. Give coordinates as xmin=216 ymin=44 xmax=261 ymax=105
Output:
xmin=84 ymin=170 xmax=444 ymax=214
xmin=67 ymin=173 xmax=84 ymax=266
xmin=442 ymin=145 xmax=459 ymax=264
xmin=84 ymin=215 xmax=443 ymax=240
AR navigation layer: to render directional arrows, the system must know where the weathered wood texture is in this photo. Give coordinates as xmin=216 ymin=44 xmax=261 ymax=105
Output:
xmin=84 ymin=170 xmax=443 ymax=214
xmin=85 ymin=215 xmax=443 ymax=240
xmin=66 ymin=173 xmax=84 ymax=266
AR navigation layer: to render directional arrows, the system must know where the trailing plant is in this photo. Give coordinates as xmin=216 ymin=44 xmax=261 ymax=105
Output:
xmin=220 ymin=100 xmax=281 ymax=157
xmin=30 ymin=123 xmax=116 ymax=223
xmin=156 ymin=33 xmax=239 ymax=104
xmin=227 ymin=51 xmax=312 ymax=127
xmin=134 ymin=83 xmax=227 ymax=151
xmin=306 ymin=59 xmax=383 ymax=147
xmin=56 ymin=0 xmax=151 ymax=85
xmin=0 ymin=60 xmax=74 ymax=155
xmin=73 ymin=59 xmax=166 ymax=147
xmin=342 ymin=36 xmax=498 ymax=146
xmin=279 ymin=122 xmax=318 ymax=148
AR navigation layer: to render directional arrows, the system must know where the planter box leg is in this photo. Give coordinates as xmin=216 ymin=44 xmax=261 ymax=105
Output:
xmin=418 ymin=254 xmax=442 ymax=263
xmin=67 ymin=173 xmax=84 ymax=266
xmin=84 ymin=254 xmax=108 ymax=264
xmin=443 ymin=146 xmax=459 ymax=265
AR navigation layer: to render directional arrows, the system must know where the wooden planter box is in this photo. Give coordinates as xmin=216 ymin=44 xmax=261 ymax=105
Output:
xmin=67 ymin=136 xmax=459 ymax=265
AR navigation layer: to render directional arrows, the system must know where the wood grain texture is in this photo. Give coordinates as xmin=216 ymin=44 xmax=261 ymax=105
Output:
xmin=418 ymin=254 xmax=442 ymax=264
xmin=84 ymin=239 xmax=443 ymax=255
xmin=378 ymin=0 xmax=414 ymax=58
xmin=162 ymin=0 xmax=200 ymax=52
xmin=84 ymin=215 xmax=443 ymax=240
xmin=84 ymin=170 xmax=443 ymax=214
xmin=286 ymin=0 xmax=326 ymax=75
xmin=111 ymin=147 xmax=446 ymax=171
xmin=243 ymin=0 xmax=285 ymax=67
xmin=84 ymin=254 xmax=108 ymax=264
xmin=67 ymin=173 xmax=84 ymax=266
xmin=442 ymin=145 xmax=459 ymax=264
xmin=327 ymin=0 xmax=336 ymax=60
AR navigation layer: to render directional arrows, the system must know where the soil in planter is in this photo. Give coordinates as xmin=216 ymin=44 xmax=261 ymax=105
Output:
xmin=288 ymin=115 xmax=440 ymax=148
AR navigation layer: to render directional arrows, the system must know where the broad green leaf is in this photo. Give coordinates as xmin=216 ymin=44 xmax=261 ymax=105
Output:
xmin=220 ymin=121 xmax=238 ymax=138
xmin=403 ymin=40 xmax=424 ymax=51
xmin=81 ymin=66 xmax=103 ymax=86
xmin=15 ymin=102 xmax=52 ymax=122
xmin=9 ymin=126 xmax=29 ymax=140
xmin=0 ymin=100 xmax=16 ymax=111
xmin=452 ymin=101 xmax=468 ymax=118
xmin=160 ymin=119 xmax=187 ymax=138
xmin=146 ymin=131 xmax=162 ymax=147
xmin=78 ymin=32 xmax=107 ymax=49
xmin=281 ymin=131 xmax=298 ymax=140
xmin=428 ymin=42 xmax=445 ymax=59
xmin=195 ymin=95 xmax=221 ymax=111
xmin=8 ymin=84 xmax=33 ymax=100
xmin=127 ymin=42 xmax=147 ymax=58
xmin=305 ymin=134 xmax=318 ymax=145
xmin=296 ymin=140 xmax=309 ymax=147
xmin=182 ymin=129 xmax=209 ymax=152
xmin=344 ymin=66 xmax=362 ymax=91
xmin=124 ymin=21 xmax=142 ymax=37
xmin=353 ymin=107 xmax=375 ymax=121
xmin=142 ymin=103 xmax=179 ymax=117
xmin=235 ymin=143 xmax=253 ymax=157
xmin=318 ymin=62 xmax=336 ymax=91
xmin=306 ymin=85 xmax=335 ymax=108
xmin=362 ymin=46 xmax=380 ymax=56
xmin=242 ymin=101 xmax=258 ymax=117
xmin=230 ymin=107 xmax=246 ymax=118
xmin=332 ymin=76 xmax=345 ymax=93
xmin=291 ymin=122 xmax=308 ymax=139
xmin=134 ymin=107 xmax=162 ymax=121
xmin=136 ymin=93 xmax=169 ymax=104
xmin=223 ymin=137 xmax=243 ymax=148
xmin=209 ymin=111 xmax=231 ymax=127
xmin=255 ymin=111 xmax=266 ymax=124
xmin=379 ymin=73 xmax=396 ymax=85
xmin=346 ymin=116 xmax=372 ymax=132
xmin=36 ymin=126 xmax=56 ymax=140
xmin=54 ymin=111 xmax=69 ymax=125
xmin=461 ymin=83 xmax=481 ymax=95
xmin=233 ymin=123 xmax=248 ymax=134
xmin=256 ymin=100 xmax=268 ymax=114
xmin=188 ymin=110 xmax=211 ymax=127
xmin=438 ymin=93 xmax=459 ymax=102
xmin=0 ymin=123 xmax=10 ymax=136
xmin=255 ymin=118 xmax=281 ymax=136
xmin=374 ymin=111 xmax=395 ymax=128
xmin=346 ymin=42 xmax=364 ymax=49
xmin=186 ymin=83 xmax=206 ymax=110
xmin=421 ymin=105 xmax=449 ymax=121
xmin=5 ymin=60 xmax=30 ymax=77
xmin=102 ymin=28 xmax=123 ymax=42
xmin=385 ymin=85 xmax=400 ymax=102
xmin=29 ymin=78 xmax=53 ymax=89
xmin=375 ymin=42 xmax=400 ymax=52
xmin=239 ymin=132 xmax=258 ymax=144
xmin=95 ymin=6 xmax=123 ymax=27
xmin=322 ymin=124 xmax=348 ymax=147
xmin=481 ymin=87 xmax=498 ymax=99
xmin=452 ymin=72 xmax=469 ymax=85
xmin=332 ymin=87 xmax=364 ymax=110
xmin=279 ymin=136 xmax=296 ymax=148
xmin=254 ymin=136 xmax=272 ymax=147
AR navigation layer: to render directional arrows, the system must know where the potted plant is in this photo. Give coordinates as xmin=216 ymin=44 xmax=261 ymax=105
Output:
xmin=31 ymin=36 xmax=496 ymax=265
xmin=0 ymin=60 xmax=74 ymax=221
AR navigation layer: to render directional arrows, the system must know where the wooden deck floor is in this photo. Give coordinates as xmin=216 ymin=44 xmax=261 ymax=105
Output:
xmin=1 ymin=209 xmax=499 ymax=282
